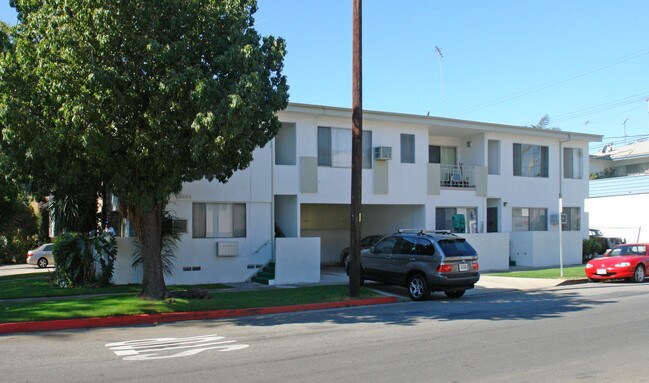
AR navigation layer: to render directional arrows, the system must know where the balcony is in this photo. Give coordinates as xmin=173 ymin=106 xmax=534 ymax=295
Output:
xmin=440 ymin=165 xmax=475 ymax=188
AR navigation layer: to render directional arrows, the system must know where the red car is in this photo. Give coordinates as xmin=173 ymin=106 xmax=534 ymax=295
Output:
xmin=585 ymin=244 xmax=649 ymax=283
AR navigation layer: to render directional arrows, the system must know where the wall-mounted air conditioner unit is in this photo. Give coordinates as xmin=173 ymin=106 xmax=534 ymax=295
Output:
xmin=216 ymin=242 xmax=238 ymax=257
xmin=374 ymin=146 xmax=392 ymax=161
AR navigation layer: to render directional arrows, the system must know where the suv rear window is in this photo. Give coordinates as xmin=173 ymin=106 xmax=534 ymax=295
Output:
xmin=438 ymin=239 xmax=477 ymax=257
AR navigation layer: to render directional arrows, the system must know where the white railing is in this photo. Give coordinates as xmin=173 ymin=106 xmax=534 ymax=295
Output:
xmin=440 ymin=165 xmax=476 ymax=188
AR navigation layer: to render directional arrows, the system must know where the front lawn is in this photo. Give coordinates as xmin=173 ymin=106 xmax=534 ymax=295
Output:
xmin=0 ymin=273 xmax=229 ymax=300
xmin=0 ymin=285 xmax=382 ymax=323
xmin=488 ymin=265 xmax=586 ymax=279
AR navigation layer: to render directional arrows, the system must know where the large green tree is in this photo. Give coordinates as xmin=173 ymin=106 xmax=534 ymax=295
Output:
xmin=0 ymin=0 xmax=289 ymax=299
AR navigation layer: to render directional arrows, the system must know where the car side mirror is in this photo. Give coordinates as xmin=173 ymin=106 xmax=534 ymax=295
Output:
xmin=370 ymin=246 xmax=378 ymax=254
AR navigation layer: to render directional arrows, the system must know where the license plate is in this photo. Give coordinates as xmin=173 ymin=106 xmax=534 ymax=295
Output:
xmin=459 ymin=264 xmax=468 ymax=272
xmin=597 ymin=269 xmax=607 ymax=275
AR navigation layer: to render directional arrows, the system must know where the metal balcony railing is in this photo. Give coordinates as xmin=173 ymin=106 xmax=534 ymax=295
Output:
xmin=440 ymin=165 xmax=476 ymax=188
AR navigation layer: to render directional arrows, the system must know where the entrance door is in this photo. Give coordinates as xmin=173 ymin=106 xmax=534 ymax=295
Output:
xmin=487 ymin=207 xmax=498 ymax=233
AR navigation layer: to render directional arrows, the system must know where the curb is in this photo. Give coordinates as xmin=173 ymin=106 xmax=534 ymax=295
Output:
xmin=556 ymin=278 xmax=590 ymax=286
xmin=0 ymin=296 xmax=398 ymax=335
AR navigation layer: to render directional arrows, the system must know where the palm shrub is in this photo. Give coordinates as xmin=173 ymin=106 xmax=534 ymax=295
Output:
xmin=52 ymin=232 xmax=117 ymax=288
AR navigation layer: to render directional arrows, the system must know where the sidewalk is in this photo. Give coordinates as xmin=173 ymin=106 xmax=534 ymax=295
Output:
xmin=0 ymin=267 xmax=586 ymax=335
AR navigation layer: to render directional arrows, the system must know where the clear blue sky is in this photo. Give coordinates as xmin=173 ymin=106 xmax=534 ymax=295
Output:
xmin=3 ymin=1 xmax=649 ymax=151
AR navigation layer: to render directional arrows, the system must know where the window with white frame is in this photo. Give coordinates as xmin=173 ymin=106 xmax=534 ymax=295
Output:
xmin=192 ymin=203 xmax=246 ymax=238
xmin=563 ymin=147 xmax=583 ymax=179
xmin=317 ymin=126 xmax=372 ymax=168
xmin=401 ymin=133 xmax=415 ymax=163
xmin=512 ymin=208 xmax=547 ymax=231
xmin=562 ymin=207 xmax=580 ymax=231
xmin=513 ymin=143 xmax=548 ymax=177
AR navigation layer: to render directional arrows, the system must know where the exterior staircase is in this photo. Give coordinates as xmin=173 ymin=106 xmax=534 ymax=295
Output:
xmin=251 ymin=261 xmax=275 ymax=285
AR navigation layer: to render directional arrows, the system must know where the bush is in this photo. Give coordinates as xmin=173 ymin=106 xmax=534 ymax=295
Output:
xmin=582 ymin=238 xmax=603 ymax=263
xmin=51 ymin=232 xmax=116 ymax=288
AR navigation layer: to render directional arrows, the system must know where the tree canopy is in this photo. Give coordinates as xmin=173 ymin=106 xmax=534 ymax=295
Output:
xmin=0 ymin=0 xmax=289 ymax=298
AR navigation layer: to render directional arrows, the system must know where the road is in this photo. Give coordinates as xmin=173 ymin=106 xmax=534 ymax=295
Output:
xmin=3 ymin=282 xmax=647 ymax=382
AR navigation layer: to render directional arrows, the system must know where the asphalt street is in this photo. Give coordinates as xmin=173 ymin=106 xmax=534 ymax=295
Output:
xmin=3 ymin=281 xmax=647 ymax=383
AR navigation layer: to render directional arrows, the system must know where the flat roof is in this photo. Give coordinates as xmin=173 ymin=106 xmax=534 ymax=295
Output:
xmin=283 ymin=102 xmax=603 ymax=142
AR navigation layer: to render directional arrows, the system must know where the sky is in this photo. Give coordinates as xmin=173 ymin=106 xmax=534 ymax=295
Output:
xmin=2 ymin=1 xmax=649 ymax=152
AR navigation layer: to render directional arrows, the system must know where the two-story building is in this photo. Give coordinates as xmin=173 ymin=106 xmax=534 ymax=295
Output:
xmin=112 ymin=103 xmax=600 ymax=285
xmin=586 ymin=140 xmax=649 ymax=243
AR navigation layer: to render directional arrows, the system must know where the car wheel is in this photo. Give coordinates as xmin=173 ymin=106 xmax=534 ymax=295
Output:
xmin=37 ymin=257 xmax=48 ymax=268
xmin=444 ymin=290 xmax=465 ymax=299
xmin=340 ymin=252 xmax=349 ymax=266
xmin=407 ymin=274 xmax=430 ymax=301
xmin=632 ymin=265 xmax=645 ymax=283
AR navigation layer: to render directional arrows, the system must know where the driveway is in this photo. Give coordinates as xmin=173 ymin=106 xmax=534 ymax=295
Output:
xmin=0 ymin=263 xmax=53 ymax=277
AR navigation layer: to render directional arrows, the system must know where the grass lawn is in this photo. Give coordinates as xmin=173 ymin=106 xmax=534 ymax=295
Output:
xmin=488 ymin=265 xmax=587 ymax=279
xmin=0 ymin=285 xmax=382 ymax=323
xmin=0 ymin=273 xmax=229 ymax=300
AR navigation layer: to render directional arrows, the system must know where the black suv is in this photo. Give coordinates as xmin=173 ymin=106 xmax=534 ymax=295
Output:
xmin=347 ymin=230 xmax=480 ymax=301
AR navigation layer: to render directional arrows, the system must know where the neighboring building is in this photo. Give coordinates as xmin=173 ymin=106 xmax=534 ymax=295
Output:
xmin=112 ymin=103 xmax=601 ymax=285
xmin=586 ymin=140 xmax=649 ymax=244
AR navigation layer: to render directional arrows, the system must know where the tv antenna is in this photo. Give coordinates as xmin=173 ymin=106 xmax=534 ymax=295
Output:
xmin=435 ymin=46 xmax=446 ymax=116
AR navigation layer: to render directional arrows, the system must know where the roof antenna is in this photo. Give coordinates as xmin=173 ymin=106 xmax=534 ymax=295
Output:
xmin=435 ymin=46 xmax=446 ymax=117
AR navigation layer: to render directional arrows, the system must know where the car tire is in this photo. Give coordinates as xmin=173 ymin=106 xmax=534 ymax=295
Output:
xmin=632 ymin=265 xmax=645 ymax=283
xmin=407 ymin=274 xmax=430 ymax=301
xmin=444 ymin=290 xmax=465 ymax=299
xmin=340 ymin=252 xmax=349 ymax=266
xmin=37 ymin=257 xmax=48 ymax=268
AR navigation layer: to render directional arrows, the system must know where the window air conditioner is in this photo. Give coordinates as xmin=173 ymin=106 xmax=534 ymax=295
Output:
xmin=374 ymin=146 xmax=392 ymax=161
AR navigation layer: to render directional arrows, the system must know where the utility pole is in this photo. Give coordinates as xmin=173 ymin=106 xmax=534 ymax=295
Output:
xmin=349 ymin=0 xmax=363 ymax=297
xmin=435 ymin=45 xmax=446 ymax=116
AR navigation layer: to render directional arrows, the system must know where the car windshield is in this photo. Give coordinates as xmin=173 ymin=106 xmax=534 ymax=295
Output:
xmin=438 ymin=239 xmax=477 ymax=257
xmin=609 ymin=245 xmax=647 ymax=256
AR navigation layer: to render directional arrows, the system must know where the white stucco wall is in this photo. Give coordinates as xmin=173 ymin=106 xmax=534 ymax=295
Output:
xmin=274 ymin=237 xmax=321 ymax=285
xmin=586 ymin=194 xmax=647 ymax=243
xmin=510 ymin=231 xmax=582 ymax=267
xmin=459 ymin=233 xmax=510 ymax=271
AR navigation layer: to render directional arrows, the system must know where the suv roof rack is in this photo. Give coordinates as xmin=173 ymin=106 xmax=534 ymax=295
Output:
xmin=397 ymin=229 xmax=458 ymax=237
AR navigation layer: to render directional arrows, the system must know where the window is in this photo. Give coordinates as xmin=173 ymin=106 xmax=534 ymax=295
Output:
xmin=173 ymin=219 xmax=188 ymax=234
xmin=374 ymin=236 xmax=397 ymax=254
xmin=317 ymin=126 xmax=372 ymax=169
xmin=562 ymin=207 xmax=580 ymax=231
xmin=275 ymin=122 xmax=296 ymax=165
xmin=401 ymin=134 xmax=415 ymax=163
xmin=488 ymin=140 xmax=500 ymax=175
xmin=513 ymin=143 xmax=548 ymax=177
xmin=563 ymin=148 xmax=583 ymax=179
xmin=512 ymin=208 xmax=547 ymax=231
xmin=436 ymin=207 xmax=478 ymax=233
xmin=428 ymin=145 xmax=456 ymax=165
xmin=192 ymin=203 xmax=246 ymax=238
xmin=417 ymin=238 xmax=436 ymax=256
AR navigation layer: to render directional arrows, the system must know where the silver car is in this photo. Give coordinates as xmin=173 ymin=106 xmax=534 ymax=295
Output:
xmin=26 ymin=243 xmax=55 ymax=268
xmin=350 ymin=230 xmax=480 ymax=301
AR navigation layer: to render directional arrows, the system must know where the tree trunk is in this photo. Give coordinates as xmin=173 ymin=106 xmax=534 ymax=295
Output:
xmin=130 ymin=202 xmax=167 ymax=299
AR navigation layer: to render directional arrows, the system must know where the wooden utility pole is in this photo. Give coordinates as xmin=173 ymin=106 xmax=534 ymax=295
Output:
xmin=349 ymin=0 xmax=362 ymax=297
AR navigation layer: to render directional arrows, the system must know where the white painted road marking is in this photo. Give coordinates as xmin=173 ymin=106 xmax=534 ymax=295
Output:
xmin=106 ymin=334 xmax=249 ymax=360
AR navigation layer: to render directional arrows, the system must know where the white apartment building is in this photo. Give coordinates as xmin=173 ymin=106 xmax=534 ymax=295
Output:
xmin=112 ymin=103 xmax=601 ymax=285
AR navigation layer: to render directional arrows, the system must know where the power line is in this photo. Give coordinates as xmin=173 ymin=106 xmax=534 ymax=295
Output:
xmin=452 ymin=47 xmax=649 ymax=117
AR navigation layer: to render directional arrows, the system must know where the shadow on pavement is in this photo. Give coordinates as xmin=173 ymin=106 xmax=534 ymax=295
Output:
xmin=224 ymin=288 xmax=615 ymax=328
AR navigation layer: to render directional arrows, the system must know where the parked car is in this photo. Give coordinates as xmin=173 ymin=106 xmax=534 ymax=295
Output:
xmin=26 ymin=243 xmax=55 ymax=268
xmin=588 ymin=228 xmax=625 ymax=258
xmin=339 ymin=234 xmax=385 ymax=265
xmin=346 ymin=230 xmax=479 ymax=301
xmin=585 ymin=243 xmax=649 ymax=283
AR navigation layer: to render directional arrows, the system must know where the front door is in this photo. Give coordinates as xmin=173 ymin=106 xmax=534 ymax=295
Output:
xmin=487 ymin=207 xmax=498 ymax=233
